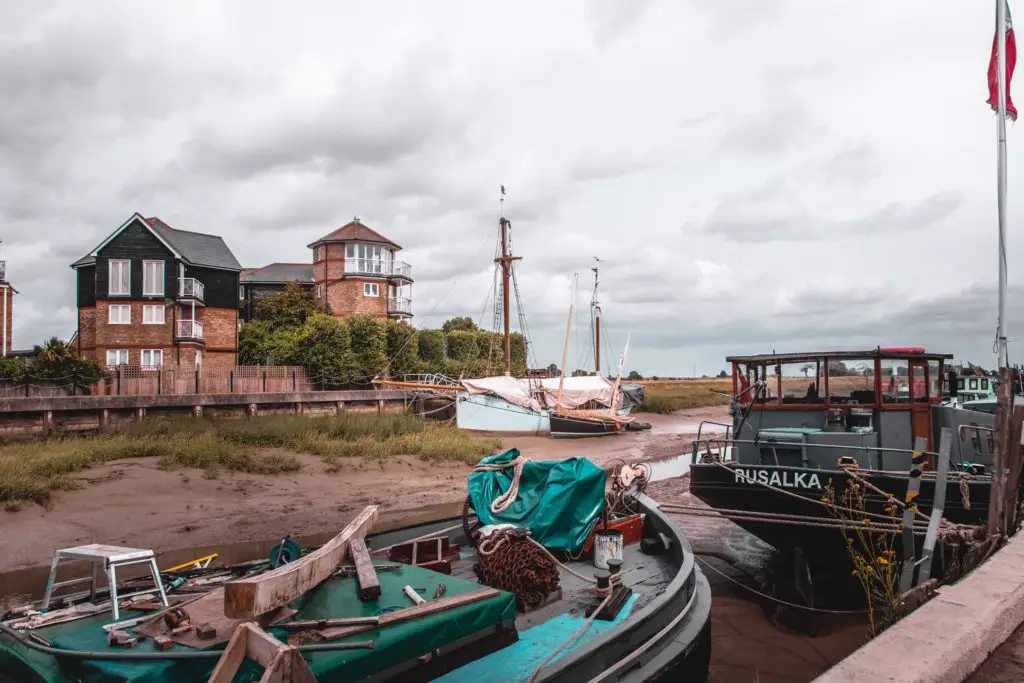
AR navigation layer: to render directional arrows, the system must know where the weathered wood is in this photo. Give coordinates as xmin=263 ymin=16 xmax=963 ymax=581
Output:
xmin=245 ymin=623 xmax=286 ymax=668
xmin=990 ymin=368 xmax=1015 ymax=536
xmin=1003 ymin=404 xmax=1024 ymax=534
xmin=280 ymin=616 xmax=379 ymax=631
xmin=348 ymin=538 xmax=381 ymax=601
xmin=207 ymin=624 xmax=248 ymax=683
xmin=224 ymin=506 xmax=378 ymax=618
xmin=380 ymin=587 xmax=500 ymax=626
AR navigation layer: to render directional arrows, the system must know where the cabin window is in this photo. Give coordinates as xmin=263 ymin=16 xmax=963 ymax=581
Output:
xmin=779 ymin=362 xmax=823 ymax=404
xmin=928 ymin=360 xmax=941 ymax=400
xmin=363 ymin=282 xmax=379 ymax=297
xmin=108 ymin=259 xmax=130 ymax=296
xmin=880 ymin=359 xmax=910 ymax=404
xmin=912 ymin=363 xmax=928 ymax=403
xmin=736 ymin=363 xmax=772 ymax=403
xmin=143 ymin=260 xmax=164 ymax=296
xmin=827 ymin=359 xmax=876 ymax=405
xmin=958 ymin=378 xmax=965 ymax=390
xmin=969 ymin=378 xmax=979 ymax=390
xmin=981 ymin=378 xmax=989 ymax=390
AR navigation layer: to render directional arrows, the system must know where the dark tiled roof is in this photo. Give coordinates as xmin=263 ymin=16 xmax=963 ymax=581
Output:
xmin=307 ymin=219 xmax=400 ymax=250
xmin=241 ymin=263 xmax=314 ymax=284
xmin=146 ymin=218 xmax=243 ymax=271
xmin=70 ymin=215 xmax=242 ymax=270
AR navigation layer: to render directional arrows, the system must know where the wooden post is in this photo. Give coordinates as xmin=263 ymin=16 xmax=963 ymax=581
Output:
xmin=989 ymin=367 xmax=1014 ymax=537
xmin=1003 ymin=403 xmax=1024 ymax=535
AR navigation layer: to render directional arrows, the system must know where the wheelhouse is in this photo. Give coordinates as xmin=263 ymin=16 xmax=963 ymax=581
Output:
xmin=729 ymin=347 xmax=951 ymax=410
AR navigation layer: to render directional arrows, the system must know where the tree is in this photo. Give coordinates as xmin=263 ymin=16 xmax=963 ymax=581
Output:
xmin=718 ymin=370 xmax=728 ymax=378
xmin=627 ymin=370 xmax=642 ymax=381
xmin=31 ymin=337 xmax=106 ymax=384
xmin=254 ymin=281 xmax=318 ymax=330
xmin=417 ymin=330 xmax=445 ymax=366
xmin=385 ymin=320 xmax=420 ymax=377
xmin=547 ymin=363 xmax=560 ymax=378
xmin=347 ymin=315 xmax=388 ymax=382
xmin=442 ymin=317 xmax=477 ymax=334
xmin=298 ymin=314 xmax=355 ymax=388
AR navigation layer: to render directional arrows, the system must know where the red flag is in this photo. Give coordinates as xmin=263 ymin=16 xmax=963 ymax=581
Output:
xmin=988 ymin=2 xmax=1018 ymax=120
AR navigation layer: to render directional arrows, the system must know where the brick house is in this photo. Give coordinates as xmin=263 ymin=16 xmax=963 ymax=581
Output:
xmin=308 ymin=219 xmax=413 ymax=321
xmin=0 ymin=244 xmax=15 ymax=356
xmin=70 ymin=213 xmax=243 ymax=371
xmin=239 ymin=263 xmax=314 ymax=323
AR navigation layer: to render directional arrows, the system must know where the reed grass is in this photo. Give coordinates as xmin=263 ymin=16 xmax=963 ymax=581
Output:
xmin=639 ymin=379 xmax=732 ymax=414
xmin=0 ymin=413 xmax=500 ymax=504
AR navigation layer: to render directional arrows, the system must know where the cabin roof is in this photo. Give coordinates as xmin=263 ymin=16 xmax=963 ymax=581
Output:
xmin=241 ymin=263 xmax=315 ymax=284
xmin=726 ymin=348 xmax=954 ymax=364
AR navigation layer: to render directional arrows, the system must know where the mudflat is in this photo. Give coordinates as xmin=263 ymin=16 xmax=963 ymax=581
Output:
xmin=0 ymin=406 xmax=727 ymax=573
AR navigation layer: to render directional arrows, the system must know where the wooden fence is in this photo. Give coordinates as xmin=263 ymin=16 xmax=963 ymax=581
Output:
xmin=93 ymin=365 xmax=311 ymax=396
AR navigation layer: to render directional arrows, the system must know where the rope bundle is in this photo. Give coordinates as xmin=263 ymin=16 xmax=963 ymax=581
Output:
xmin=473 ymin=528 xmax=560 ymax=609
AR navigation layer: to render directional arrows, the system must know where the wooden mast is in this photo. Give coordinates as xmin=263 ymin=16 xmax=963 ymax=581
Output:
xmin=556 ymin=274 xmax=577 ymax=411
xmin=494 ymin=188 xmax=521 ymax=376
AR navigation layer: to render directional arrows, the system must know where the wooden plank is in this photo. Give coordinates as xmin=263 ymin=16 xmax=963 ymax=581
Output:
xmin=206 ymin=624 xmax=248 ymax=683
xmin=225 ymin=506 xmax=378 ymax=618
xmin=245 ymin=623 xmax=287 ymax=668
xmin=257 ymin=647 xmax=288 ymax=683
xmin=379 ymin=587 xmax=500 ymax=626
xmin=348 ymin=538 xmax=381 ymax=601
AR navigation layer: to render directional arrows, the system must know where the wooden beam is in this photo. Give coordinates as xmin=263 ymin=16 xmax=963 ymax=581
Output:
xmin=379 ymin=587 xmax=499 ymax=626
xmin=207 ymin=624 xmax=248 ymax=683
xmin=1003 ymin=403 xmax=1024 ymax=534
xmin=209 ymin=623 xmax=318 ymax=683
xmin=348 ymin=538 xmax=381 ymax=601
xmin=224 ymin=506 xmax=378 ymax=618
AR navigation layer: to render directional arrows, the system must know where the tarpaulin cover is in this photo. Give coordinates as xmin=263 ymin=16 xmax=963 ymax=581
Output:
xmin=460 ymin=375 xmax=624 ymax=411
xmin=0 ymin=564 xmax=516 ymax=683
xmin=467 ymin=448 xmax=606 ymax=554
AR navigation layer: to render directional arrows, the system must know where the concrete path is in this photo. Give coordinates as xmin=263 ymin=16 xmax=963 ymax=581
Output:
xmin=814 ymin=532 xmax=1024 ymax=683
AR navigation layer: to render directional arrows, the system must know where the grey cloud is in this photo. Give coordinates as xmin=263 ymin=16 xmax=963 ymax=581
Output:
xmin=718 ymin=98 xmax=824 ymax=156
xmin=817 ymin=143 xmax=880 ymax=185
xmin=699 ymin=188 xmax=964 ymax=242
xmin=588 ymin=0 xmax=653 ymax=47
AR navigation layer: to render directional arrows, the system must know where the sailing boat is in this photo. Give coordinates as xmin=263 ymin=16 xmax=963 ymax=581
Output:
xmin=549 ymin=274 xmax=635 ymax=438
xmin=379 ymin=191 xmax=637 ymax=434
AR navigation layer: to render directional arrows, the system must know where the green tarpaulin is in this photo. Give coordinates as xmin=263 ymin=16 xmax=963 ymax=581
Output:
xmin=467 ymin=449 xmax=606 ymax=554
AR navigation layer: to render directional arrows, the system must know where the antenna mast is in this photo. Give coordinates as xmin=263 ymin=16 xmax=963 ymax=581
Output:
xmin=591 ymin=257 xmax=602 ymax=375
xmin=495 ymin=186 xmax=521 ymax=376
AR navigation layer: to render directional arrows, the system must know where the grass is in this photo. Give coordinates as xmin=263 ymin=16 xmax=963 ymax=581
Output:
xmin=0 ymin=413 xmax=502 ymax=505
xmin=639 ymin=379 xmax=732 ymax=414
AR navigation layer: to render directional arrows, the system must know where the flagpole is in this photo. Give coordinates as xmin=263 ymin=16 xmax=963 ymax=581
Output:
xmin=997 ymin=0 xmax=1010 ymax=369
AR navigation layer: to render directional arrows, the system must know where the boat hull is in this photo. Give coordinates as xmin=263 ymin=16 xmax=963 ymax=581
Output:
xmin=455 ymin=393 xmax=550 ymax=434
xmin=550 ymin=413 xmax=622 ymax=439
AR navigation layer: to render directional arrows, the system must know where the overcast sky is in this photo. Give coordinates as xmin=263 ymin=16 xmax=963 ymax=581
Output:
xmin=1 ymin=1 xmax=1020 ymax=375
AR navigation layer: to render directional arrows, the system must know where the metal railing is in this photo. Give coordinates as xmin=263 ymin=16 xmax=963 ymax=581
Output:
xmin=388 ymin=296 xmax=412 ymax=314
xmin=344 ymin=259 xmax=413 ymax=279
xmin=178 ymin=278 xmax=205 ymax=301
xmin=176 ymin=319 xmax=204 ymax=341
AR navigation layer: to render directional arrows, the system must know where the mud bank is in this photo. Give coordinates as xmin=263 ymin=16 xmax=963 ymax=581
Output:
xmin=0 ymin=406 xmax=727 ymax=574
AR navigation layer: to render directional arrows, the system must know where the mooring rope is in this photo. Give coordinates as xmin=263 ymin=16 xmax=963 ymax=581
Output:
xmin=524 ymin=588 xmax=615 ymax=683
xmin=473 ymin=456 xmax=531 ymax=514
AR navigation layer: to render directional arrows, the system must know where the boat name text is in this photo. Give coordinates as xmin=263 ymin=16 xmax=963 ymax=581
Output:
xmin=733 ymin=468 xmax=822 ymax=489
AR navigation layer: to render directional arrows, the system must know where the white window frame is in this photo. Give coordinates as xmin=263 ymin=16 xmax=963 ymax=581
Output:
xmin=363 ymin=282 xmax=379 ymax=297
xmin=196 ymin=351 xmax=202 ymax=370
xmin=239 ymin=285 xmax=245 ymax=300
xmin=140 ymin=349 xmax=163 ymax=368
xmin=316 ymin=283 xmax=324 ymax=298
xmin=108 ymin=304 xmax=131 ymax=324
xmin=106 ymin=349 xmax=129 ymax=366
xmin=142 ymin=260 xmax=164 ymax=296
xmin=142 ymin=304 xmax=165 ymax=324
xmin=109 ymin=259 xmax=130 ymax=296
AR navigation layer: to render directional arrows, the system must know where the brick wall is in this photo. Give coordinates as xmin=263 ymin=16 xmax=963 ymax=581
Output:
xmin=95 ymin=301 xmax=174 ymax=348
xmin=78 ymin=307 xmax=97 ymax=358
xmin=326 ymin=279 xmax=388 ymax=319
xmin=203 ymin=307 xmax=237 ymax=355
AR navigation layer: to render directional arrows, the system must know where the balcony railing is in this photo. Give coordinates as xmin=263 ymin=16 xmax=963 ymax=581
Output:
xmin=176 ymin=319 xmax=204 ymax=341
xmin=178 ymin=277 xmax=205 ymax=302
xmin=0 ymin=260 xmax=6 ymax=283
xmin=344 ymin=259 xmax=413 ymax=280
xmin=388 ymin=296 xmax=412 ymax=315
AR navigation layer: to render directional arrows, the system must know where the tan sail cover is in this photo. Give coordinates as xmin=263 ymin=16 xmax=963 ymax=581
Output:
xmin=460 ymin=375 xmax=618 ymax=411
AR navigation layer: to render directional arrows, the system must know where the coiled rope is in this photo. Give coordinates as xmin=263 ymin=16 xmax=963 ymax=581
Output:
xmin=473 ymin=456 xmax=531 ymax=514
